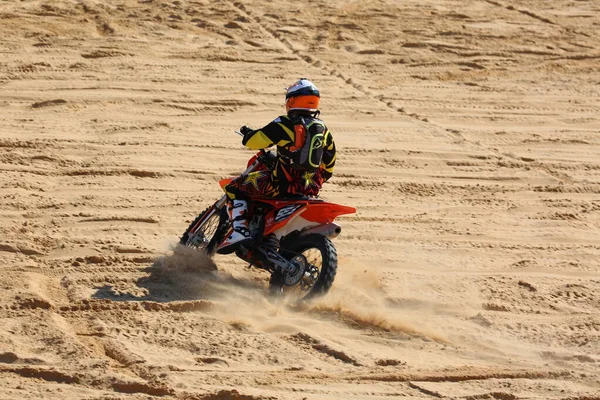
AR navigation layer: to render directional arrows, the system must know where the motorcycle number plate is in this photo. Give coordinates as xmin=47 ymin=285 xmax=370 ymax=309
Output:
xmin=275 ymin=204 xmax=302 ymax=222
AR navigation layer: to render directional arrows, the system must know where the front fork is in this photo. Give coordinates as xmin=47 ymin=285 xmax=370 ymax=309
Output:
xmin=189 ymin=194 xmax=228 ymax=235
xmin=214 ymin=194 xmax=228 ymax=210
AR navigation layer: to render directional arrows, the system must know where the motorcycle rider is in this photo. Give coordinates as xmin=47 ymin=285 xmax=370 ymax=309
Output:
xmin=217 ymin=78 xmax=337 ymax=254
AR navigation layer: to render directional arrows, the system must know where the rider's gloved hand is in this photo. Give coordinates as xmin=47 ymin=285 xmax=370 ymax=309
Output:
xmin=240 ymin=125 xmax=253 ymax=145
xmin=240 ymin=125 xmax=253 ymax=136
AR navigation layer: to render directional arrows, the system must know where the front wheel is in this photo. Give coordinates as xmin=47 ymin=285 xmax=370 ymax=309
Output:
xmin=269 ymin=234 xmax=338 ymax=302
xmin=180 ymin=205 xmax=228 ymax=256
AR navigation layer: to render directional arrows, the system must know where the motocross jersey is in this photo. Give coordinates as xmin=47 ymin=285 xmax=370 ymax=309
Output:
xmin=242 ymin=115 xmax=336 ymax=182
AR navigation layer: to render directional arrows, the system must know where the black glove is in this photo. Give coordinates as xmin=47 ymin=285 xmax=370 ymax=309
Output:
xmin=240 ymin=125 xmax=253 ymax=135
xmin=240 ymin=125 xmax=253 ymax=145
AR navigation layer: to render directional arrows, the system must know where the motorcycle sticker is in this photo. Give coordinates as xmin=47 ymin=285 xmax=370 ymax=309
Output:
xmin=275 ymin=204 xmax=303 ymax=222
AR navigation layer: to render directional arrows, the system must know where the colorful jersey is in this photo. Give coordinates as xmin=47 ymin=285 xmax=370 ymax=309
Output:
xmin=242 ymin=115 xmax=336 ymax=181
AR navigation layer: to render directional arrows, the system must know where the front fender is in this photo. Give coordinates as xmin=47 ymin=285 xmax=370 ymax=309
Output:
xmin=219 ymin=177 xmax=234 ymax=192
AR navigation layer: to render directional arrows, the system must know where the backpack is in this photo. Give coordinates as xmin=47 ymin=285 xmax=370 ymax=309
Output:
xmin=287 ymin=116 xmax=325 ymax=172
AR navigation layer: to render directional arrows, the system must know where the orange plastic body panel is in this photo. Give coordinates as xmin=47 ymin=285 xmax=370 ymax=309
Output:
xmin=263 ymin=204 xmax=306 ymax=236
xmin=261 ymin=199 xmax=356 ymax=236
xmin=219 ymin=177 xmax=234 ymax=191
xmin=301 ymin=202 xmax=356 ymax=223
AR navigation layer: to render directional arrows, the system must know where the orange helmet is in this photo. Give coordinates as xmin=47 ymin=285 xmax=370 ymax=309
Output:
xmin=285 ymin=78 xmax=320 ymax=113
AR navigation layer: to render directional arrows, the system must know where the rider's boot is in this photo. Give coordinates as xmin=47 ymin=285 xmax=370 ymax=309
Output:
xmin=217 ymin=199 xmax=254 ymax=255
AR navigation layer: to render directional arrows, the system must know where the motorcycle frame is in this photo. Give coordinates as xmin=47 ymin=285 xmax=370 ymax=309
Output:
xmin=188 ymin=149 xmax=355 ymax=273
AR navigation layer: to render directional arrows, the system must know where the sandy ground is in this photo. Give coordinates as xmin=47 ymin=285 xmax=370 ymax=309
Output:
xmin=1 ymin=0 xmax=599 ymax=399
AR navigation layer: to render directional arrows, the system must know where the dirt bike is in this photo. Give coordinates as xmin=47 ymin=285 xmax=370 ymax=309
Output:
xmin=179 ymin=137 xmax=356 ymax=301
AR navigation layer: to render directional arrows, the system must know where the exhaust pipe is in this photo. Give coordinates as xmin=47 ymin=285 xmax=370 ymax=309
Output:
xmin=301 ymin=223 xmax=342 ymax=239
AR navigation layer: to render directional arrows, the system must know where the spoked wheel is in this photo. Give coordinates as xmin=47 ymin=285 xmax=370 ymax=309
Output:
xmin=179 ymin=206 xmax=228 ymax=256
xmin=269 ymin=234 xmax=338 ymax=302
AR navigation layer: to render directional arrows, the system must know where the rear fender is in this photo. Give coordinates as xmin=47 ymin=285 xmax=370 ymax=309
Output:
xmin=300 ymin=202 xmax=356 ymax=224
xmin=263 ymin=201 xmax=356 ymax=237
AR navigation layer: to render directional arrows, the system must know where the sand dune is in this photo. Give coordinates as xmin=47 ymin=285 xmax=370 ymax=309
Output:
xmin=1 ymin=0 xmax=599 ymax=398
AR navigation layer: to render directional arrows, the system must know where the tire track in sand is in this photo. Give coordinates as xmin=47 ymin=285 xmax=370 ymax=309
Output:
xmin=0 ymin=364 xmax=174 ymax=396
xmin=483 ymin=0 xmax=558 ymax=26
xmin=224 ymin=0 xmax=448 ymax=132
xmin=224 ymin=0 xmax=585 ymax=187
xmin=481 ymin=0 xmax=596 ymax=40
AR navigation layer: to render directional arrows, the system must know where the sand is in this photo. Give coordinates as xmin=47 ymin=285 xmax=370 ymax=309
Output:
xmin=0 ymin=0 xmax=599 ymax=398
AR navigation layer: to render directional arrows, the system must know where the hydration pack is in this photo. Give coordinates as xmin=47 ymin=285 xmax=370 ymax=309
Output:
xmin=287 ymin=116 xmax=325 ymax=172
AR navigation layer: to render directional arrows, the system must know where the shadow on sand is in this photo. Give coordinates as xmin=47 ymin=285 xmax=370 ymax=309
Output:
xmin=91 ymin=245 xmax=268 ymax=303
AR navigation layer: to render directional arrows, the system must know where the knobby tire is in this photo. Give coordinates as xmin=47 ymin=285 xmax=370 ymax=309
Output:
xmin=270 ymin=234 xmax=338 ymax=302
xmin=179 ymin=206 xmax=227 ymax=256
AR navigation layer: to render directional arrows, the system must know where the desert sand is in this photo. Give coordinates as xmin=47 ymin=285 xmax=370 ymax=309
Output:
xmin=1 ymin=0 xmax=599 ymax=399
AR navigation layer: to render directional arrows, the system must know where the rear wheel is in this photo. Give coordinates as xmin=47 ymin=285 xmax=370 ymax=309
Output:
xmin=180 ymin=206 xmax=228 ymax=256
xmin=269 ymin=234 xmax=337 ymax=302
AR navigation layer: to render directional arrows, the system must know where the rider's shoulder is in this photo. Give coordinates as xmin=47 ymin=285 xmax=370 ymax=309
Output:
xmin=272 ymin=115 xmax=326 ymax=128
xmin=271 ymin=115 xmax=290 ymax=124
